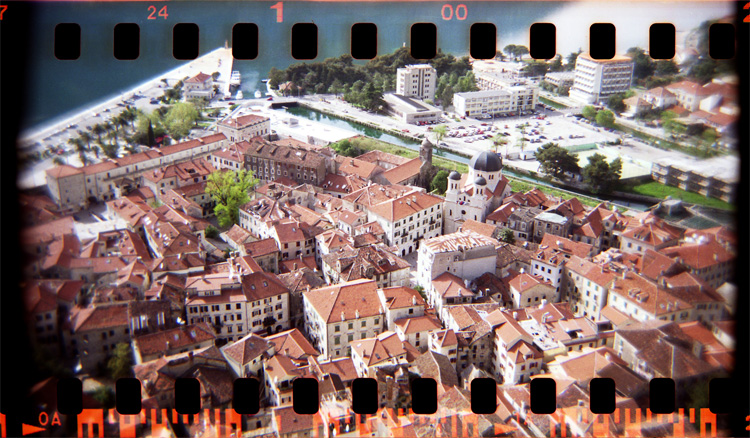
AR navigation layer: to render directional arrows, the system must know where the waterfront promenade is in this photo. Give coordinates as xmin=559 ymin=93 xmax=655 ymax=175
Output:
xmin=17 ymin=47 xmax=234 ymax=190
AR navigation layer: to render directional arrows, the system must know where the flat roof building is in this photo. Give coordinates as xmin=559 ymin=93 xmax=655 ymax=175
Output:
xmin=570 ymin=53 xmax=634 ymax=104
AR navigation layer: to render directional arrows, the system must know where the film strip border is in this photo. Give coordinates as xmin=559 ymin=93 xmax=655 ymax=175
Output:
xmin=49 ymin=20 xmax=738 ymax=62
xmin=2 ymin=375 xmax=738 ymax=437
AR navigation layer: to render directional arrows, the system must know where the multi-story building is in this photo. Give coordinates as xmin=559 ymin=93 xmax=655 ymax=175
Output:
xmin=519 ymin=302 xmax=605 ymax=362
xmin=270 ymin=220 xmax=316 ymax=261
xmin=453 ymin=87 xmax=538 ymax=118
xmin=132 ymin=322 xmax=217 ymax=364
xmin=492 ymin=311 xmax=544 ymax=384
xmin=322 ymin=245 xmax=410 ymax=288
xmin=185 ymin=259 xmax=291 ymax=341
xmin=220 ymin=332 xmax=275 ymax=378
xmin=367 ymin=191 xmax=443 ymax=257
xmin=142 ymin=157 xmax=215 ymax=196
xmin=396 ymin=64 xmax=437 ymax=101
xmin=607 ymin=270 xmax=693 ymax=323
xmin=377 ymin=286 xmax=427 ymax=330
xmin=661 ymin=239 xmax=734 ymax=290
xmin=618 ymin=213 xmax=683 ymax=255
xmin=46 ymin=133 xmax=228 ymax=211
xmin=183 ymin=72 xmax=215 ymax=100
xmin=217 ymin=114 xmax=270 ymax=142
xmin=417 ymin=230 xmax=498 ymax=290
xmin=564 ymin=255 xmax=616 ymax=321
xmin=532 ymin=234 xmax=594 ymax=300
xmin=507 ymin=271 xmax=556 ymax=309
xmin=543 ymin=71 xmax=576 ymax=89
xmin=486 ymin=203 xmax=543 ymax=242
xmin=569 ymin=53 xmax=634 ymax=104
xmin=351 ymin=331 xmax=414 ymax=378
xmin=651 ymin=157 xmax=738 ymax=203
xmin=532 ymin=211 xmax=570 ymax=243
xmin=302 ymin=279 xmax=385 ymax=359
xmin=245 ymin=139 xmax=328 ymax=186
xmin=64 ymin=302 xmax=131 ymax=372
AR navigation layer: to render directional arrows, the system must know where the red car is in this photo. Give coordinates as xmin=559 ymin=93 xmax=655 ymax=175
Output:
xmin=267 ymin=97 xmax=274 ymax=101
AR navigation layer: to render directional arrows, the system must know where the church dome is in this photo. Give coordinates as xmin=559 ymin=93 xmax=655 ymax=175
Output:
xmin=469 ymin=151 xmax=502 ymax=172
xmin=448 ymin=171 xmax=461 ymax=180
xmin=474 ymin=176 xmax=487 ymax=186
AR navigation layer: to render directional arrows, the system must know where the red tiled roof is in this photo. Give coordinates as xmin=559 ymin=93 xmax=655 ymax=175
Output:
xmin=303 ymin=279 xmax=383 ymax=323
xmin=46 ymin=164 xmax=83 ymax=178
xmin=220 ymin=333 xmax=274 ymax=366
xmin=219 ymin=114 xmax=269 ymax=129
xmin=185 ymin=72 xmax=212 ymax=83
xmin=134 ymin=322 xmax=216 ymax=357
xmin=380 ymin=286 xmax=425 ymax=310
xmin=432 ymin=272 xmax=476 ymax=299
xmin=69 ymin=303 xmax=129 ymax=332
xmin=369 ymin=191 xmax=443 ymax=222
xmin=265 ymin=328 xmax=320 ymax=360
xmin=381 ymin=158 xmax=421 ymax=184
xmin=660 ymin=239 xmax=733 ymax=270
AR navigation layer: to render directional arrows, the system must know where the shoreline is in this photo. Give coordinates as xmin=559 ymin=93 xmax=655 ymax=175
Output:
xmin=18 ymin=46 xmax=233 ymax=150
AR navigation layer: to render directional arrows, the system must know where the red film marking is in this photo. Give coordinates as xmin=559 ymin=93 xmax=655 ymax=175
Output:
xmin=270 ymin=2 xmax=282 ymax=23
xmin=0 ymin=5 xmax=7 ymax=20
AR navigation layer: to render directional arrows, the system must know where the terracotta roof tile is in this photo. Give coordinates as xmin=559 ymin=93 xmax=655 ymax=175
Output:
xmin=220 ymin=333 xmax=274 ymax=366
xmin=303 ymin=279 xmax=383 ymax=323
xmin=134 ymin=322 xmax=216 ymax=357
xmin=265 ymin=328 xmax=320 ymax=360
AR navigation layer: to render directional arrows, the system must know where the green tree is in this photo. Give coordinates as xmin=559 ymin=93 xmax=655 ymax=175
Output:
xmin=655 ymin=60 xmax=679 ymax=76
xmin=331 ymin=139 xmax=362 ymax=157
xmin=523 ymin=61 xmax=549 ymax=78
xmin=534 ymin=142 xmax=580 ymax=179
xmin=549 ymin=55 xmax=564 ymax=72
xmin=211 ymin=71 xmax=220 ymax=81
xmin=516 ymin=123 xmax=529 ymax=153
xmin=90 ymin=123 xmax=106 ymax=143
xmin=440 ymin=85 xmax=454 ymax=109
xmin=164 ymin=102 xmax=200 ymax=141
xmin=107 ymin=343 xmax=133 ymax=380
xmin=607 ymin=93 xmax=627 ymax=113
xmin=92 ymin=387 xmax=116 ymax=409
xmin=626 ymin=47 xmax=655 ymax=82
xmin=206 ymin=169 xmax=260 ymax=227
xmin=78 ymin=130 xmax=93 ymax=151
xmin=503 ymin=45 xmax=518 ymax=61
xmin=147 ymin=120 xmax=155 ymax=147
xmin=268 ymin=67 xmax=285 ymax=89
xmin=432 ymin=125 xmax=448 ymax=146
xmin=205 ymin=225 xmax=220 ymax=239
xmin=595 ymin=109 xmax=616 ymax=128
xmin=430 ymin=170 xmax=450 ymax=195
xmin=499 ymin=228 xmax=516 ymax=244
xmin=582 ymin=153 xmax=622 ymax=194
xmin=582 ymin=105 xmax=598 ymax=121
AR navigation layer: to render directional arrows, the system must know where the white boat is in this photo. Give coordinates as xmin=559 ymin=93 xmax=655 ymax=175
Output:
xmin=254 ymin=90 xmax=262 ymax=98
xmin=230 ymin=71 xmax=241 ymax=86
xmin=236 ymin=90 xmax=244 ymax=100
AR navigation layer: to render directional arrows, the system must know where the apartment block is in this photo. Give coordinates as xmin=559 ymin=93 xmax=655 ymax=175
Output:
xmin=396 ymin=64 xmax=437 ymax=101
xmin=570 ymin=53 xmax=634 ymax=104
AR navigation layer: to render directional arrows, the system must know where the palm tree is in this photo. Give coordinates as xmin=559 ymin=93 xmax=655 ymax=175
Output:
xmin=491 ymin=133 xmax=509 ymax=155
xmin=92 ymin=145 xmax=101 ymax=158
xmin=78 ymin=130 xmax=93 ymax=151
xmin=117 ymin=114 xmax=130 ymax=135
xmin=106 ymin=129 xmax=119 ymax=148
xmin=123 ymin=108 xmax=138 ymax=131
xmin=90 ymin=124 xmax=105 ymax=143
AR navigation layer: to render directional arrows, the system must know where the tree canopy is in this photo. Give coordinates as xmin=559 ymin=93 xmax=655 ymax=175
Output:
xmin=499 ymin=228 xmax=516 ymax=244
xmin=431 ymin=170 xmax=450 ymax=195
xmin=582 ymin=153 xmax=622 ymax=194
xmin=164 ymin=102 xmax=200 ymax=141
xmin=595 ymin=110 xmax=616 ymax=128
xmin=582 ymin=105 xmax=598 ymax=121
xmin=107 ymin=343 xmax=133 ymax=380
xmin=331 ymin=139 xmax=363 ymax=157
xmin=534 ymin=142 xmax=581 ymax=180
xmin=206 ymin=169 xmax=260 ymax=227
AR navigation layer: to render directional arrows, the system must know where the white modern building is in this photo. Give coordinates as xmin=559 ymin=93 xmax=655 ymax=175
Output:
xmin=569 ymin=53 xmax=634 ymax=104
xmin=396 ymin=64 xmax=437 ymax=101
xmin=453 ymin=86 xmax=538 ymax=118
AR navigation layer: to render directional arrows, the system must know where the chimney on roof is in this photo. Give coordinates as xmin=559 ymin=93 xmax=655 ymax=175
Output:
xmin=341 ymin=311 xmax=345 ymax=321
xmin=412 ymin=295 xmax=417 ymax=306
xmin=520 ymin=268 xmax=525 ymax=274
xmin=513 ymin=311 xmax=518 ymax=320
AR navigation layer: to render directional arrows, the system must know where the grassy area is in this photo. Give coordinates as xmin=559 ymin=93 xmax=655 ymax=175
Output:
xmin=349 ymin=137 xmax=469 ymax=173
xmin=623 ymin=181 xmax=734 ymax=211
xmin=539 ymin=96 xmax=568 ymax=110
xmin=613 ymin=123 xmax=720 ymax=159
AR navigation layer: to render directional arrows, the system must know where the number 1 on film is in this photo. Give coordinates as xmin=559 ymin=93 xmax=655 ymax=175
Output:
xmin=271 ymin=2 xmax=283 ymax=23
